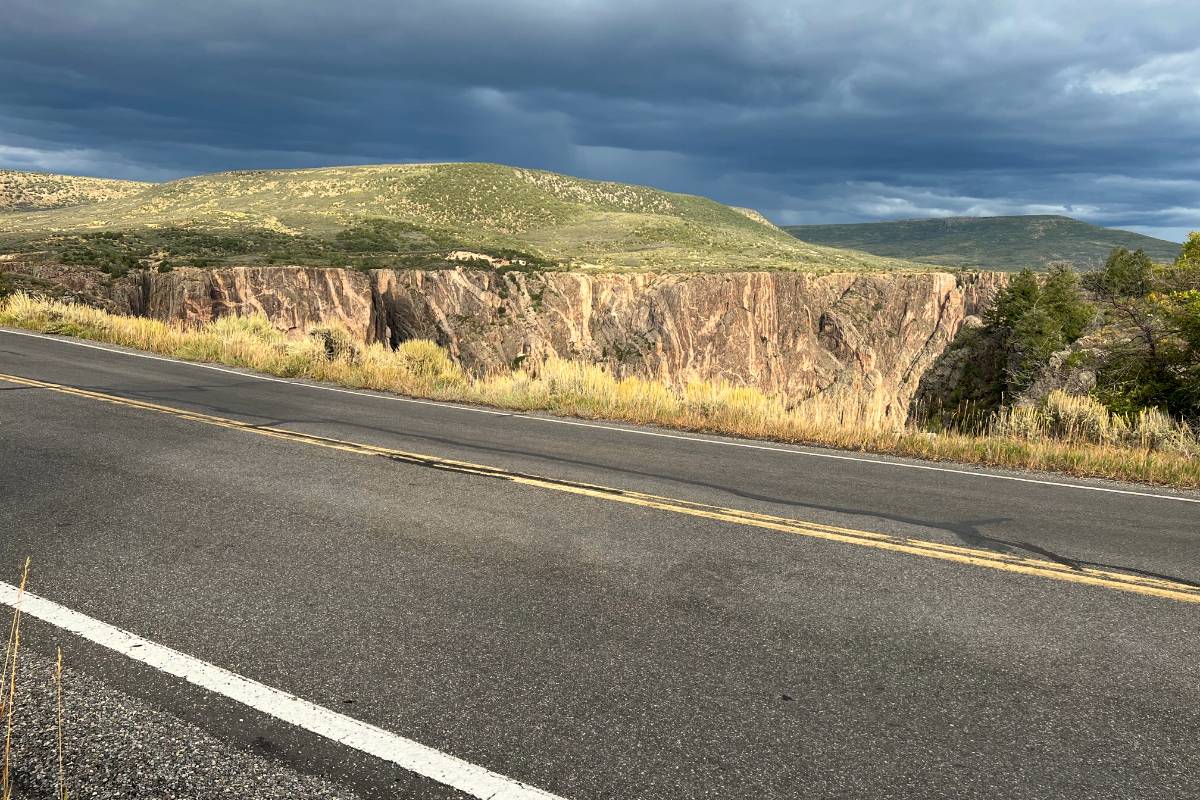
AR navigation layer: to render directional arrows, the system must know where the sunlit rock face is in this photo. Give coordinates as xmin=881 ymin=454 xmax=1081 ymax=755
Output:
xmin=137 ymin=266 xmax=382 ymax=342
xmin=1 ymin=261 xmax=1006 ymax=423
xmin=369 ymin=268 xmax=1006 ymax=422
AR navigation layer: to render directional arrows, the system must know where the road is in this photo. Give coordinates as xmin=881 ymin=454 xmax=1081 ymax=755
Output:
xmin=1 ymin=327 xmax=1199 ymax=799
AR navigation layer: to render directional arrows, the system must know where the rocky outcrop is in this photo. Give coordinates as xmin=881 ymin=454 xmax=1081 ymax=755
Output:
xmin=373 ymin=269 xmax=1006 ymax=421
xmin=132 ymin=267 xmax=381 ymax=342
xmin=0 ymin=260 xmax=145 ymax=313
xmin=1 ymin=261 xmax=1007 ymax=421
xmin=1017 ymin=328 xmax=1109 ymax=407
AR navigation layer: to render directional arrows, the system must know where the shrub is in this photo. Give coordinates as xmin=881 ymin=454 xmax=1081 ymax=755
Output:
xmin=991 ymin=405 xmax=1046 ymax=440
xmin=993 ymin=389 xmax=1197 ymax=454
xmin=210 ymin=314 xmax=281 ymax=341
xmin=1042 ymin=391 xmax=1122 ymax=445
xmin=1177 ymin=231 xmax=1200 ymax=272
xmin=1133 ymin=407 xmax=1185 ymax=452
xmin=308 ymin=324 xmax=362 ymax=363
xmin=333 ymin=219 xmax=431 ymax=253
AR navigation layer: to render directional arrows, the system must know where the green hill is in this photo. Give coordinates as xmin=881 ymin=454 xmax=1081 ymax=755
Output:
xmin=783 ymin=215 xmax=1182 ymax=271
xmin=0 ymin=170 xmax=152 ymax=212
xmin=0 ymin=163 xmax=912 ymax=273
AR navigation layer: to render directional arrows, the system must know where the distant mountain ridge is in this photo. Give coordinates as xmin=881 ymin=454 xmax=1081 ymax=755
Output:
xmin=784 ymin=215 xmax=1182 ymax=271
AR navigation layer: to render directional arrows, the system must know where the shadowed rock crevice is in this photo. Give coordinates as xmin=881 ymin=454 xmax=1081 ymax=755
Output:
xmin=911 ymin=315 xmax=1008 ymax=429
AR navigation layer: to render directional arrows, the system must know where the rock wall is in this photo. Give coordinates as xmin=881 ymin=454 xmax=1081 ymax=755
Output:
xmin=1 ymin=261 xmax=1007 ymax=420
xmin=373 ymin=269 xmax=1006 ymax=420
xmin=134 ymin=266 xmax=382 ymax=342
xmin=0 ymin=262 xmax=380 ymax=339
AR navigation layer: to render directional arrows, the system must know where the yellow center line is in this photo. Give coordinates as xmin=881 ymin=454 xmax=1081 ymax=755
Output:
xmin=4 ymin=370 xmax=1199 ymax=605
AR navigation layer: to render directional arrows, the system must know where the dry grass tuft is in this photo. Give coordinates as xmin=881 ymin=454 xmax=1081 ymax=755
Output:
xmin=2 ymin=294 xmax=1199 ymax=488
xmin=55 ymin=647 xmax=66 ymax=800
xmin=0 ymin=562 xmax=71 ymax=800
xmin=993 ymin=391 xmax=1196 ymax=456
xmin=1 ymin=559 xmax=30 ymax=800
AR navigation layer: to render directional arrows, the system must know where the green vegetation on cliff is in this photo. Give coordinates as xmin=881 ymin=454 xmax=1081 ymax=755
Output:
xmin=987 ymin=265 xmax=1095 ymax=395
xmin=784 ymin=215 xmax=1181 ymax=271
xmin=0 ymin=164 xmax=914 ymax=272
xmin=934 ymin=234 xmax=1200 ymax=431
xmin=1083 ymin=236 xmax=1200 ymax=418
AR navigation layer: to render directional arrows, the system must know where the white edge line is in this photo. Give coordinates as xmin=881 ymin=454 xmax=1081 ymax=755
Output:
xmin=0 ymin=582 xmax=566 ymax=800
xmin=2 ymin=326 xmax=1197 ymax=505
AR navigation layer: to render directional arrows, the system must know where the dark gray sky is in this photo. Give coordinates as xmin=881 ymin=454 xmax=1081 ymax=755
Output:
xmin=3 ymin=1 xmax=1198 ymax=240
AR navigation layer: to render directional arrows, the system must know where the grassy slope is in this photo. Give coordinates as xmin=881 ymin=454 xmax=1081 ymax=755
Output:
xmin=784 ymin=215 xmax=1182 ymax=270
xmin=0 ymin=164 xmax=913 ymax=272
xmin=0 ymin=170 xmax=152 ymax=211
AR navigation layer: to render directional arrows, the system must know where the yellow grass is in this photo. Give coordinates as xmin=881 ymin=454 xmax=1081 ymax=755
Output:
xmin=2 ymin=293 xmax=1198 ymax=489
xmin=1 ymin=559 xmax=30 ymax=800
xmin=55 ymin=647 xmax=66 ymax=800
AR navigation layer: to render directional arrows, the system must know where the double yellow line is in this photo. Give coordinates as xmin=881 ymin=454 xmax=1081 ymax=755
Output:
xmin=4 ymin=370 xmax=1199 ymax=604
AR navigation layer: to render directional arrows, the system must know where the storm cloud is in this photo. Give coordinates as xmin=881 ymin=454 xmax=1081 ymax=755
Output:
xmin=2 ymin=0 xmax=1198 ymax=239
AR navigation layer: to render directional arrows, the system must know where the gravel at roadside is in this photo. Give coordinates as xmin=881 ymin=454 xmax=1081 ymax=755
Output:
xmin=6 ymin=648 xmax=363 ymax=800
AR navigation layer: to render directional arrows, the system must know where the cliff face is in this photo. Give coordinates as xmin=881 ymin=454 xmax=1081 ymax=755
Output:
xmin=0 ymin=261 xmax=1006 ymax=421
xmin=135 ymin=266 xmax=382 ymax=342
xmin=374 ymin=269 xmax=1006 ymax=421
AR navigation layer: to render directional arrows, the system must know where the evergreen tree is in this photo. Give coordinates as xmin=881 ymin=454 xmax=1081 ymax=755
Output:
xmin=987 ymin=268 xmax=1040 ymax=329
xmin=1091 ymin=247 xmax=1153 ymax=298
xmin=986 ymin=265 xmax=1093 ymax=395
xmin=1007 ymin=306 xmax=1066 ymax=391
xmin=1041 ymin=263 xmax=1094 ymax=340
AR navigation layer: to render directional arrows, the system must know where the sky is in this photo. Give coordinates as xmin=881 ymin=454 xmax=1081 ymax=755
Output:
xmin=2 ymin=1 xmax=1198 ymax=241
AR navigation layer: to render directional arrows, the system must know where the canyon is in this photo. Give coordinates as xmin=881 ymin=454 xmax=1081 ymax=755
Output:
xmin=1 ymin=261 xmax=1006 ymax=422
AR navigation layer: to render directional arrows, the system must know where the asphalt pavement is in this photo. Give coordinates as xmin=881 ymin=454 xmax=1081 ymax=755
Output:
xmin=1 ymin=327 xmax=1198 ymax=799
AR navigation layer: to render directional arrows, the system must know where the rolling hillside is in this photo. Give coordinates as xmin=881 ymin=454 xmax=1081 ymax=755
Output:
xmin=0 ymin=170 xmax=152 ymax=212
xmin=0 ymin=164 xmax=911 ymax=272
xmin=784 ymin=215 xmax=1182 ymax=270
